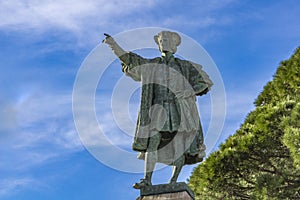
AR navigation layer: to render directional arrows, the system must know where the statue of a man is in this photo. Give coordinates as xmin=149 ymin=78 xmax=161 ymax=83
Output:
xmin=103 ymin=31 xmax=212 ymax=189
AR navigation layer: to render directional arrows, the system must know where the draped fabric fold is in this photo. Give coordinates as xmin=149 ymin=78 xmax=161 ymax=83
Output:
xmin=119 ymin=52 xmax=212 ymax=165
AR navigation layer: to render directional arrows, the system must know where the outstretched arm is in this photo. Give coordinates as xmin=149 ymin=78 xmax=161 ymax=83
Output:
xmin=102 ymin=33 xmax=147 ymax=82
xmin=102 ymin=33 xmax=127 ymax=57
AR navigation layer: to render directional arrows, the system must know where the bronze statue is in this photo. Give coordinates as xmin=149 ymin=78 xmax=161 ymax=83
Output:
xmin=103 ymin=31 xmax=212 ymax=189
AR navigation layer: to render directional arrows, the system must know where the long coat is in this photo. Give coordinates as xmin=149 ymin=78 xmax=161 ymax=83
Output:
xmin=119 ymin=52 xmax=212 ymax=165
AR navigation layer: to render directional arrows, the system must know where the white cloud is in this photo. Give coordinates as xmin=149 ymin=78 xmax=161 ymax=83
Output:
xmin=0 ymin=91 xmax=83 ymax=172
xmin=0 ymin=91 xmax=87 ymax=197
xmin=0 ymin=0 xmax=162 ymax=50
xmin=0 ymin=0 xmax=241 ymax=49
xmin=0 ymin=178 xmax=40 ymax=197
xmin=16 ymin=93 xmax=70 ymax=126
xmin=72 ymin=95 xmax=137 ymax=148
xmin=211 ymin=88 xmax=258 ymax=151
xmin=0 ymin=0 xmax=157 ymax=32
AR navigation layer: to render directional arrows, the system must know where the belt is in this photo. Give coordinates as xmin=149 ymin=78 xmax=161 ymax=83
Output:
xmin=153 ymin=98 xmax=177 ymax=103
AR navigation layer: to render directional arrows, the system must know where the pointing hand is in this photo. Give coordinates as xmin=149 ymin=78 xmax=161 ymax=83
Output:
xmin=102 ymin=33 xmax=115 ymax=46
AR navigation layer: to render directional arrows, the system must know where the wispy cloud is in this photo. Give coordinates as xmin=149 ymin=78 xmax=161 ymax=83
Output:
xmin=0 ymin=0 xmax=156 ymax=30
xmin=0 ymin=90 xmax=86 ymax=197
xmin=1 ymin=0 xmax=299 ymax=199
xmin=0 ymin=0 xmax=159 ymax=51
xmin=212 ymin=87 xmax=258 ymax=151
xmin=0 ymin=91 xmax=82 ymax=170
xmin=0 ymin=178 xmax=39 ymax=197
xmin=0 ymin=0 xmax=242 ymax=49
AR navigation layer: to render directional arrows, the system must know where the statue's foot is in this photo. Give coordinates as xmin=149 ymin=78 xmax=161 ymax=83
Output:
xmin=169 ymin=178 xmax=177 ymax=184
xmin=132 ymin=143 xmax=147 ymax=152
xmin=133 ymin=179 xmax=152 ymax=189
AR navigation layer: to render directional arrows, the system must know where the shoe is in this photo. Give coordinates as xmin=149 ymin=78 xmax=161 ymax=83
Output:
xmin=133 ymin=179 xmax=152 ymax=189
xmin=132 ymin=143 xmax=147 ymax=151
xmin=169 ymin=179 xmax=177 ymax=184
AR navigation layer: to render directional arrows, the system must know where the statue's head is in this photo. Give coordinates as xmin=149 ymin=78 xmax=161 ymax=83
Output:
xmin=154 ymin=31 xmax=181 ymax=54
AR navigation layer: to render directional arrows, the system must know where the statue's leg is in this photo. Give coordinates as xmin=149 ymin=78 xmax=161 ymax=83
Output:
xmin=169 ymin=132 xmax=185 ymax=184
xmin=169 ymin=155 xmax=184 ymax=184
xmin=133 ymin=131 xmax=161 ymax=189
xmin=144 ymin=131 xmax=161 ymax=183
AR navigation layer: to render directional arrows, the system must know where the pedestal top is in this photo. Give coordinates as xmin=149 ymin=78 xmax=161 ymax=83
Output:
xmin=138 ymin=182 xmax=194 ymax=200
xmin=138 ymin=191 xmax=193 ymax=200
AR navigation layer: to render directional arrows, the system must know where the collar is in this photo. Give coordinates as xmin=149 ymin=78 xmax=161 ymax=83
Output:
xmin=161 ymin=52 xmax=174 ymax=63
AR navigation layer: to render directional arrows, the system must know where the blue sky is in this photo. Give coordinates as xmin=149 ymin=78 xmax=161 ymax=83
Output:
xmin=1 ymin=0 xmax=300 ymax=199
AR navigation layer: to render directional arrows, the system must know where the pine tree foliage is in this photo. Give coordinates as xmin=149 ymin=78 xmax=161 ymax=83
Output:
xmin=189 ymin=47 xmax=300 ymax=199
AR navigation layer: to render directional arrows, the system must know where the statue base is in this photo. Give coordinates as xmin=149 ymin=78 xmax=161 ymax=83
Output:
xmin=136 ymin=182 xmax=194 ymax=200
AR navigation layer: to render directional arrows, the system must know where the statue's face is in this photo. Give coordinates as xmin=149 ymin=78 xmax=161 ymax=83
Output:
xmin=157 ymin=35 xmax=177 ymax=53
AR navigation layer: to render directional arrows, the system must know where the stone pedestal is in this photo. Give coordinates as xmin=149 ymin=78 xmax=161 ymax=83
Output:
xmin=137 ymin=182 xmax=194 ymax=200
xmin=138 ymin=191 xmax=193 ymax=200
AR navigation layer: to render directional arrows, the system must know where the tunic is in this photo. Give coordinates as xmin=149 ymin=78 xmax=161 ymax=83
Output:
xmin=119 ymin=52 xmax=212 ymax=165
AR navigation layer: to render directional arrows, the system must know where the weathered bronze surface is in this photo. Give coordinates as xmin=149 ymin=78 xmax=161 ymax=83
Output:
xmin=103 ymin=31 xmax=212 ymax=193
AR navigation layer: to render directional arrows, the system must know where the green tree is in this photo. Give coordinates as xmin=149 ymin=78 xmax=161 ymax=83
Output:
xmin=189 ymin=47 xmax=300 ymax=199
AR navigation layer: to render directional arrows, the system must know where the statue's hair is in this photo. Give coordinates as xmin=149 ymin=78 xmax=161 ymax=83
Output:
xmin=154 ymin=31 xmax=181 ymax=47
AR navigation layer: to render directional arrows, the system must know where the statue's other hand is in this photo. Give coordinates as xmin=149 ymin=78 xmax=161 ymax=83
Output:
xmin=102 ymin=33 xmax=115 ymax=45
